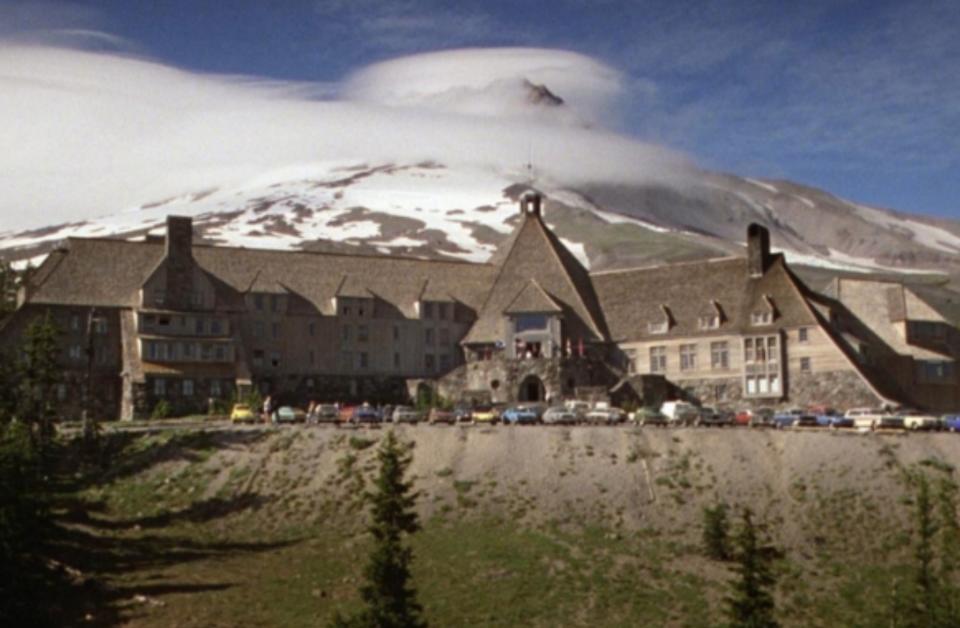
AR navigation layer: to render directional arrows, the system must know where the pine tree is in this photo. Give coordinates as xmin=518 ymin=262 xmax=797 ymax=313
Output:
xmin=703 ymin=502 xmax=732 ymax=561
xmin=17 ymin=310 xmax=62 ymax=446
xmin=333 ymin=431 xmax=427 ymax=628
xmin=935 ymin=476 xmax=960 ymax=627
xmin=912 ymin=472 xmax=938 ymax=626
xmin=725 ymin=508 xmax=779 ymax=628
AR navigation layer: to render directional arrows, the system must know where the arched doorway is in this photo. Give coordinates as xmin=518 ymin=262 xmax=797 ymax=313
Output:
xmin=518 ymin=375 xmax=545 ymax=402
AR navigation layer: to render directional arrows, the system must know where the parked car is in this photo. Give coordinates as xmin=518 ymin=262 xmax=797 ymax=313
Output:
xmin=230 ymin=403 xmax=256 ymax=424
xmin=944 ymin=414 xmax=960 ymax=432
xmin=428 ymin=407 xmax=456 ymax=424
xmin=310 ymin=404 xmax=340 ymax=424
xmin=817 ymin=412 xmax=854 ymax=429
xmin=502 ymin=405 xmax=542 ymax=425
xmin=661 ymin=401 xmax=699 ymax=426
xmin=542 ymin=406 xmax=579 ymax=425
xmin=453 ymin=404 xmax=473 ymax=423
xmin=901 ymin=410 xmax=942 ymax=431
xmin=695 ymin=407 xmax=734 ymax=427
xmin=735 ymin=407 xmax=774 ymax=428
xmin=471 ymin=404 xmax=500 ymax=424
xmin=792 ymin=413 xmax=820 ymax=429
xmin=631 ymin=407 xmax=667 ymax=427
xmin=392 ymin=406 xmax=422 ymax=424
xmin=272 ymin=406 xmax=300 ymax=424
xmin=564 ymin=400 xmax=593 ymax=420
xmin=349 ymin=405 xmax=381 ymax=424
xmin=586 ymin=406 xmax=627 ymax=425
xmin=845 ymin=408 xmax=904 ymax=430
xmin=772 ymin=408 xmax=805 ymax=429
xmin=338 ymin=405 xmax=355 ymax=423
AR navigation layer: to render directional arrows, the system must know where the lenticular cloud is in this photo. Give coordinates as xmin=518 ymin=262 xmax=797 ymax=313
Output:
xmin=0 ymin=42 xmax=691 ymax=230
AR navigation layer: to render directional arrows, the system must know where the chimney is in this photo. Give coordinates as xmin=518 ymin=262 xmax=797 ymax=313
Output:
xmin=747 ymin=223 xmax=771 ymax=277
xmin=520 ymin=191 xmax=542 ymax=217
xmin=164 ymin=215 xmax=194 ymax=308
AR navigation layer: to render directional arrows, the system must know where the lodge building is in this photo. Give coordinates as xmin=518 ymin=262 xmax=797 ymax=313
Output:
xmin=2 ymin=191 xmax=958 ymax=419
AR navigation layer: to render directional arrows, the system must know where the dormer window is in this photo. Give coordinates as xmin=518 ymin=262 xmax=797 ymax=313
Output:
xmin=648 ymin=321 xmax=668 ymax=334
xmin=648 ymin=304 xmax=673 ymax=334
xmin=699 ymin=315 xmax=720 ymax=330
xmin=751 ymin=311 xmax=773 ymax=326
xmin=750 ymin=295 xmax=777 ymax=326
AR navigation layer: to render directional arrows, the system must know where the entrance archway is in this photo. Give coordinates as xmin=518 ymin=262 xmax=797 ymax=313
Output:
xmin=518 ymin=375 xmax=545 ymax=402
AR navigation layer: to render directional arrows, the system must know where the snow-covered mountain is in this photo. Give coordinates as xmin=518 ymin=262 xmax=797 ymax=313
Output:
xmin=2 ymin=44 xmax=959 ymax=291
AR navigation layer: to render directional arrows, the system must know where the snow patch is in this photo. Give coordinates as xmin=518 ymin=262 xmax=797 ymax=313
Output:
xmin=745 ymin=178 xmax=779 ymax=194
xmin=851 ymin=203 xmax=960 ymax=254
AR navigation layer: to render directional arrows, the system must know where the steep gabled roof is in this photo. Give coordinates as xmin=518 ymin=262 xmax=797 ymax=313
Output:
xmin=462 ymin=210 xmax=607 ymax=344
xmin=504 ymin=279 xmax=562 ymax=314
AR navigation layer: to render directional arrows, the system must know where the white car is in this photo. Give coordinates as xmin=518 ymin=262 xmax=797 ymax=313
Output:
xmin=661 ymin=401 xmax=699 ymax=426
xmin=543 ymin=406 xmax=579 ymax=425
xmin=586 ymin=407 xmax=626 ymax=425
xmin=901 ymin=410 xmax=942 ymax=431
xmin=845 ymin=408 xmax=904 ymax=430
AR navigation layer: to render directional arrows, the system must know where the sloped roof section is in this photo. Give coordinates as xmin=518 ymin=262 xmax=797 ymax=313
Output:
xmin=462 ymin=210 xmax=608 ymax=344
xmin=504 ymin=279 xmax=562 ymax=314
xmin=25 ymin=237 xmax=497 ymax=318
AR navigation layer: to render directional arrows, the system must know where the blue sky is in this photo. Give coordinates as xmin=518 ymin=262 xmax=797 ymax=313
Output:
xmin=3 ymin=0 xmax=958 ymax=220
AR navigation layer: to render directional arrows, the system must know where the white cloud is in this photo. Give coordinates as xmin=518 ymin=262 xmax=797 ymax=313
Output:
xmin=0 ymin=43 xmax=694 ymax=230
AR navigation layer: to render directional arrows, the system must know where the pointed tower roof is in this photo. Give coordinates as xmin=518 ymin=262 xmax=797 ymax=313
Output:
xmin=504 ymin=279 xmax=562 ymax=314
xmin=463 ymin=194 xmax=608 ymax=344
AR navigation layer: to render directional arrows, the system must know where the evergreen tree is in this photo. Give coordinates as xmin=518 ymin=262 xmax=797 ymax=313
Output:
xmin=703 ymin=502 xmax=732 ymax=561
xmin=333 ymin=431 xmax=427 ymax=628
xmin=724 ymin=508 xmax=779 ymax=628
xmin=935 ymin=476 xmax=960 ymax=627
xmin=0 ymin=258 xmax=18 ymax=320
xmin=912 ymin=473 xmax=938 ymax=626
xmin=17 ymin=311 xmax=62 ymax=445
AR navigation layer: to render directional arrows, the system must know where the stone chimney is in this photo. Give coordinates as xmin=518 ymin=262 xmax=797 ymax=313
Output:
xmin=520 ymin=191 xmax=542 ymax=217
xmin=747 ymin=223 xmax=771 ymax=278
xmin=164 ymin=215 xmax=194 ymax=309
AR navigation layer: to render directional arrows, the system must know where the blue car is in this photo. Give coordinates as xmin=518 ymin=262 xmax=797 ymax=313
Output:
xmin=816 ymin=413 xmax=854 ymax=429
xmin=772 ymin=410 xmax=799 ymax=429
xmin=501 ymin=405 xmax=542 ymax=425
xmin=944 ymin=415 xmax=960 ymax=433
xmin=351 ymin=406 xmax=381 ymax=424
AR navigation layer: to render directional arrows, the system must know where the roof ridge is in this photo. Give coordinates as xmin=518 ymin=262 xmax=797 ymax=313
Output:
xmin=589 ymin=255 xmax=743 ymax=276
xmin=65 ymin=235 xmax=493 ymax=267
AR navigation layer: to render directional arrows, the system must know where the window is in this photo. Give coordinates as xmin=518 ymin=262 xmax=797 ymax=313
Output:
xmin=440 ymin=354 xmax=450 ymax=371
xmin=183 ymin=342 xmax=194 ymax=359
xmin=210 ymin=380 xmax=222 ymax=397
xmin=215 ymin=345 xmax=226 ymax=361
xmin=93 ymin=317 xmax=108 ymax=334
xmin=154 ymin=378 xmax=166 ymax=396
xmin=56 ymin=384 xmax=67 ymax=400
xmin=710 ymin=342 xmax=729 ymax=370
xmin=423 ymin=302 xmax=434 ymax=319
xmin=798 ymin=327 xmax=809 ymax=343
xmin=393 ymin=325 xmax=400 ymax=342
xmin=271 ymin=322 xmax=280 ymax=339
xmin=679 ymin=344 xmax=697 ymax=371
xmin=358 ymin=324 xmax=369 ymax=343
xmin=751 ymin=311 xmax=772 ymax=326
xmin=309 ymin=350 xmax=315 ymax=366
xmin=270 ymin=295 xmax=279 ymax=312
xmin=745 ymin=376 xmax=757 ymax=395
xmin=648 ymin=320 xmax=668 ymax=335
xmin=918 ymin=361 xmax=954 ymax=381
xmin=516 ymin=315 xmax=548 ymax=332
xmin=425 ymin=353 xmax=436 ymax=371
xmin=69 ymin=344 xmax=82 ymax=361
xmin=342 ymin=304 xmax=352 ymax=316
xmin=342 ymin=325 xmax=351 ymax=345
xmin=393 ymin=352 xmax=401 ymax=369
xmin=254 ymin=294 xmax=264 ymax=311
xmin=70 ymin=314 xmax=81 ymax=331
xmin=254 ymin=321 xmax=264 ymax=338
xmin=158 ymin=316 xmax=171 ymax=327
xmin=439 ymin=303 xmax=448 ymax=320
xmin=308 ymin=321 xmax=316 ymax=337
xmin=358 ymin=304 xmax=365 ymax=318
xmin=196 ymin=318 xmax=205 ymax=334
xmin=624 ymin=348 xmax=637 ymax=374
xmin=766 ymin=336 xmax=779 ymax=364
xmin=145 ymin=341 xmax=157 ymax=360
xmin=177 ymin=315 xmax=186 ymax=328
xmin=153 ymin=290 xmax=166 ymax=307
xmin=698 ymin=315 xmax=720 ymax=330
xmin=425 ymin=328 xmax=435 ymax=345
xmin=340 ymin=351 xmax=353 ymax=371
xmin=211 ymin=319 xmax=222 ymax=335
xmin=439 ymin=328 xmax=450 ymax=345
xmin=191 ymin=291 xmax=204 ymax=308
xmin=201 ymin=344 xmax=213 ymax=361
xmin=649 ymin=346 xmax=667 ymax=373
xmin=182 ymin=379 xmax=194 ymax=396
xmin=359 ymin=352 xmax=369 ymax=369
xmin=252 ymin=350 xmax=264 ymax=367
xmin=270 ymin=351 xmax=280 ymax=368
xmin=96 ymin=348 xmax=107 ymax=365
xmin=800 ymin=357 xmax=811 ymax=373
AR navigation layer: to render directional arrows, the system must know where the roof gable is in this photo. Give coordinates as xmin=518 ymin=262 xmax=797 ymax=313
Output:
xmin=504 ymin=279 xmax=562 ymax=314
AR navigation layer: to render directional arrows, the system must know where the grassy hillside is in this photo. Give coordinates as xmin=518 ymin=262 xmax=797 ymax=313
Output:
xmin=50 ymin=425 xmax=960 ymax=626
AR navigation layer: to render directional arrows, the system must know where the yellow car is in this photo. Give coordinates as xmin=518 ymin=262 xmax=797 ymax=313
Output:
xmin=471 ymin=404 xmax=500 ymax=424
xmin=230 ymin=403 xmax=256 ymax=424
